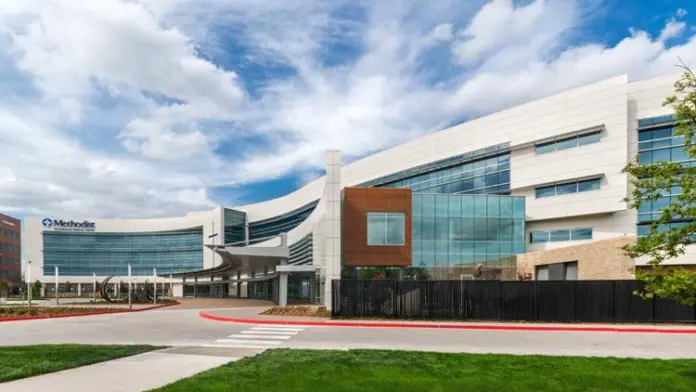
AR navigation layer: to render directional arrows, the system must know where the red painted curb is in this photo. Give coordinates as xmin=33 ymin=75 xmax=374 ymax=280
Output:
xmin=198 ymin=311 xmax=696 ymax=334
xmin=0 ymin=302 xmax=178 ymax=323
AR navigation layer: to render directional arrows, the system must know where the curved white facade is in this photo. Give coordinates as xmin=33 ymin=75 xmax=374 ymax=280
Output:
xmin=23 ymin=73 xmax=690 ymax=298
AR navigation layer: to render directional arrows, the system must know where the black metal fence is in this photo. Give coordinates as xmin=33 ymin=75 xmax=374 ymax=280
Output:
xmin=331 ymin=280 xmax=696 ymax=323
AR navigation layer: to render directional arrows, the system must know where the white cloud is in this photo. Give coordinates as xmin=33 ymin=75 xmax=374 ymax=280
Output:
xmin=428 ymin=23 xmax=454 ymax=42
xmin=0 ymin=0 xmax=695 ymax=219
xmin=452 ymin=0 xmax=576 ymax=67
xmin=676 ymin=8 xmax=688 ymax=18
xmin=659 ymin=19 xmax=686 ymax=41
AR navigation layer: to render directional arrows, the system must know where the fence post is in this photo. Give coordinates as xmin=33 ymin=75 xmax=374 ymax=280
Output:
xmin=393 ymin=280 xmax=399 ymax=319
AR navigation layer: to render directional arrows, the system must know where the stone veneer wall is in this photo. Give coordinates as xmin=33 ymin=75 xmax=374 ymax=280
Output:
xmin=516 ymin=236 xmax=637 ymax=280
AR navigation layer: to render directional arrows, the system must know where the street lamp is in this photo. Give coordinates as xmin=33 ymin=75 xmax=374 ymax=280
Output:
xmin=26 ymin=260 xmax=32 ymax=307
xmin=54 ymin=265 xmax=59 ymax=305
xmin=127 ymin=264 xmax=132 ymax=310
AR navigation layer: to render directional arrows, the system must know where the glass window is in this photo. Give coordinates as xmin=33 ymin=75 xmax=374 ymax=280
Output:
xmin=556 ymin=182 xmax=577 ymax=195
xmin=638 ymin=130 xmax=653 ymax=142
xmin=498 ymin=170 xmax=510 ymax=184
xmin=513 ymin=197 xmax=525 ymax=217
xmin=474 ymin=196 xmax=487 ymax=217
xmin=550 ymin=230 xmax=570 ymax=242
xmin=652 ymin=148 xmax=670 ymax=162
xmin=530 ymin=231 xmax=549 ymax=243
xmin=638 ymin=151 xmax=652 ymax=165
xmin=671 ymin=146 xmax=689 ymax=162
xmin=535 ymin=143 xmax=555 ymax=154
xmin=653 ymin=128 xmax=672 ymax=139
xmin=570 ymin=228 xmax=593 ymax=240
xmin=555 ymin=137 xmax=578 ymax=151
xmin=578 ymin=178 xmax=600 ymax=192
xmin=535 ymin=186 xmax=555 ymax=198
xmin=367 ymin=212 xmax=405 ymax=246
xmin=386 ymin=213 xmax=406 ymax=245
xmin=578 ymin=132 xmax=601 ymax=146
xmin=487 ymin=196 xmax=500 ymax=217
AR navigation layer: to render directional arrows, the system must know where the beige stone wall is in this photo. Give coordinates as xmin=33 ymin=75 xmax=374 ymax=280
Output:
xmin=516 ymin=236 xmax=637 ymax=280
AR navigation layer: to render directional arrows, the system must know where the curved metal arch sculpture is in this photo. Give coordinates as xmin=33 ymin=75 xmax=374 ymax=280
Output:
xmin=99 ymin=276 xmax=116 ymax=303
xmin=100 ymin=275 xmax=156 ymax=303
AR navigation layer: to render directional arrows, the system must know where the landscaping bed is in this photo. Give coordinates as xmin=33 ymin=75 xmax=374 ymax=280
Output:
xmin=0 ymin=306 xmax=130 ymax=319
xmin=0 ymin=344 xmax=162 ymax=382
xmin=153 ymin=349 xmax=696 ymax=392
xmin=260 ymin=306 xmax=330 ymax=318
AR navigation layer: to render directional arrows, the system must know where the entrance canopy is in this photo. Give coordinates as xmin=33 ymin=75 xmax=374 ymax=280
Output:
xmin=168 ymin=233 xmax=290 ymax=279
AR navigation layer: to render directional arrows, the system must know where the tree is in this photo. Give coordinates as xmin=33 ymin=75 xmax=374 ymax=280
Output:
xmin=623 ymin=65 xmax=696 ymax=306
xmin=0 ymin=279 xmax=8 ymax=297
xmin=517 ymin=272 xmax=533 ymax=281
xmin=31 ymin=280 xmax=42 ymax=297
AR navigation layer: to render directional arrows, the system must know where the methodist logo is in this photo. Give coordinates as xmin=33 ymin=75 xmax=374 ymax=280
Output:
xmin=42 ymin=218 xmax=96 ymax=231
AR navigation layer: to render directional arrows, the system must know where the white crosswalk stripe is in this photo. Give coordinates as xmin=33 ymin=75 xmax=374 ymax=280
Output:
xmin=207 ymin=324 xmax=310 ymax=349
xmin=227 ymin=334 xmax=292 ymax=340
xmin=240 ymin=330 xmax=298 ymax=335
xmin=252 ymin=327 xmax=304 ymax=332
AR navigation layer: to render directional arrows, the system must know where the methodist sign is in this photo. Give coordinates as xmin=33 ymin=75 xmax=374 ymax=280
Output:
xmin=42 ymin=218 xmax=96 ymax=232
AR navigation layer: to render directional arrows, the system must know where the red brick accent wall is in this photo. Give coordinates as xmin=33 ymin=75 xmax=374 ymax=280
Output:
xmin=0 ymin=213 xmax=21 ymax=285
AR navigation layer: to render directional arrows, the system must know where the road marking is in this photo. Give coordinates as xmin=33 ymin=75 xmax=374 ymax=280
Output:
xmin=200 ymin=344 xmax=274 ymax=349
xmin=251 ymin=327 xmax=306 ymax=332
xmin=240 ymin=330 xmax=298 ymax=335
xmin=256 ymin=324 xmax=314 ymax=329
xmin=213 ymin=339 xmax=283 ymax=345
xmin=204 ymin=324 xmax=310 ymax=349
xmin=227 ymin=334 xmax=292 ymax=340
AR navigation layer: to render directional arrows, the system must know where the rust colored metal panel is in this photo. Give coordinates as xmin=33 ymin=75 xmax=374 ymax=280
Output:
xmin=343 ymin=187 xmax=412 ymax=267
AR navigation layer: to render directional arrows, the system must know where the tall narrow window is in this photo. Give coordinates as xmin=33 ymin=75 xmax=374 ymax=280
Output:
xmin=367 ymin=212 xmax=405 ymax=245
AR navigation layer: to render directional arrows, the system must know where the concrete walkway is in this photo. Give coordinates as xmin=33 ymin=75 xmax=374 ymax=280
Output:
xmin=0 ymin=347 xmax=262 ymax=392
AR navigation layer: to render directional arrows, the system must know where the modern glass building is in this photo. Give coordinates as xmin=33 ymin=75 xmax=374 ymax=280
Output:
xmin=23 ymin=74 xmax=695 ymax=307
xmin=42 ymin=229 xmax=203 ymax=276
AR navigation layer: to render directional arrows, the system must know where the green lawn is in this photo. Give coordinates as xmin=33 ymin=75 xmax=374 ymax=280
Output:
xmin=153 ymin=349 xmax=696 ymax=392
xmin=0 ymin=344 xmax=162 ymax=382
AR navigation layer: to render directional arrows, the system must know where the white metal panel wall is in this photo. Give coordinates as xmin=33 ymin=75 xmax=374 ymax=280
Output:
xmin=238 ymin=75 xmax=631 ymax=223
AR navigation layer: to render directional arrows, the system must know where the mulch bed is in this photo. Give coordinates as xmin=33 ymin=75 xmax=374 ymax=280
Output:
xmin=0 ymin=307 xmax=126 ymax=319
xmin=261 ymin=306 xmax=331 ymax=318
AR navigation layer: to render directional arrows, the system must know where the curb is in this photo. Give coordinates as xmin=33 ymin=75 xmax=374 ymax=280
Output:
xmin=198 ymin=311 xmax=696 ymax=334
xmin=0 ymin=302 xmax=178 ymax=323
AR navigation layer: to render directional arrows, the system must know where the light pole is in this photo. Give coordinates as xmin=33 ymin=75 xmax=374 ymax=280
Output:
xmin=93 ymin=273 xmax=97 ymax=303
xmin=54 ymin=265 xmax=59 ymax=306
xmin=153 ymin=268 xmax=157 ymax=305
xmin=169 ymin=273 xmax=173 ymax=300
xmin=27 ymin=261 xmax=32 ymax=307
xmin=127 ymin=264 xmax=132 ymax=310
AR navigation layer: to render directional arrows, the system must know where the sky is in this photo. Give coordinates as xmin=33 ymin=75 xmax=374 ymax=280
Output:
xmin=0 ymin=0 xmax=695 ymax=220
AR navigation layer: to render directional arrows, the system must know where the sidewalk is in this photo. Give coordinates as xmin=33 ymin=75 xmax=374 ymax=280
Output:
xmin=201 ymin=307 xmax=696 ymax=334
xmin=0 ymin=347 xmax=258 ymax=392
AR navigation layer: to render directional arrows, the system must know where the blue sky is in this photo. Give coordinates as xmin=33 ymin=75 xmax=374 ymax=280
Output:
xmin=0 ymin=0 xmax=695 ymax=220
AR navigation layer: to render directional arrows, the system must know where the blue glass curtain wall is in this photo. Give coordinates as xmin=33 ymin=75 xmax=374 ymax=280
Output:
xmin=248 ymin=200 xmax=318 ymax=244
xmin=382 ymin=153 xmax=511 ymax=195
xmin=43 ymin=229 xmax=204 ymax=276
xmin=412 ymin=193 xmax=525 ymax=267
xmin=636 ymin=116 xmax=694 ymax=235
xmin=224 ymin=208 xmax=246 ymax=245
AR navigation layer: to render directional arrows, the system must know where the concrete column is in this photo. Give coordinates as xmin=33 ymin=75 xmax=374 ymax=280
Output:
xmin=323 ymin=150 xmax=342 ymax=309
xmin=194 ymin=277 xmax=198 ymax=297
xmin=77 ymin=283 xmax=82 ymax=296
xmin=244 ymin=215 xmax=250 ymax=245
xmin=279 ymin=273 xmax=288 ymax=306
